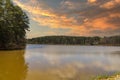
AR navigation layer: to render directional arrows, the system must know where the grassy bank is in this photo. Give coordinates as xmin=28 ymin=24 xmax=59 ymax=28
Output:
xmin=93 ymin=73 xmax=120 ymax=80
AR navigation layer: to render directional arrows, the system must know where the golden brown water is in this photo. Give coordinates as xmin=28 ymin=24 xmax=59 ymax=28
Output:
xmin=0 ymin=50 xmax=27 ymax=80
xmin=0 ymin=45 xmax=120 ymax=80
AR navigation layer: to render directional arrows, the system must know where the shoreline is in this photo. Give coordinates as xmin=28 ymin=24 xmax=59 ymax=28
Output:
xmin=0 ymin=44 xmax=119 ymax=50
xmin=94 ymin=73 xmax=120 ymax=80
xmin=0 ymin=46 xmax=26 ymax=51
xmin=27 ymin=43 xmax=120 ymax=47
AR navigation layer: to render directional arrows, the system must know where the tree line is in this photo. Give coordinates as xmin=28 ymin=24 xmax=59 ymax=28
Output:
xmin=27 ymin=35 xmax=120 ymax=46
xmin=0 ymin=0 xmax=29 ymax=50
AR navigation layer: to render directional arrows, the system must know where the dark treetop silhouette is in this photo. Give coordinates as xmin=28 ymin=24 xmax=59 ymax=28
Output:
xmin=28 ymin=35 xmax=120 ymax=46
xmin=0 ymin=0 xmax=29 ymax=50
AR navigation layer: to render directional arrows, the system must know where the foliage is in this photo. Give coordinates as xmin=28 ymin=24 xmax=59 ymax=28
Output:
xmin=0 ymin=0 xmax=29 ymax=49
xmin=27 ymin=36 xmax=100 ymax=45
xmin=27 ymin=35 xmax=120 ymax=46
xmin=93 ymin=73 xmax=120 ymax=80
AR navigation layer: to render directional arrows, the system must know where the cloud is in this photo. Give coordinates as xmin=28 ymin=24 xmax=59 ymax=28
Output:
xmin=13 ymin=0 xmax=120 ymax=37
xmin=60 ymin=0 xmax=85 ymax=10
xmin=32 ymin=15 xmax=77 ymax=29
xmin=88 ymin=0 xmax=97 ymax=3
xmin=14 ymin=0 xmax=78 ymax=29
xmin=60 ymin=0 xmax=76 ymax=9
xmin=67 ymin=12 xmax=120 ymax=36
xmin=14 ymin=0 xmax=56 ymax=17
xmin=100 ymin=0 xmax=120 ymax=9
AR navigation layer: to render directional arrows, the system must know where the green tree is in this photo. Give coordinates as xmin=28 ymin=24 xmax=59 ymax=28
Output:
xmin=0 ymin=0 xmax=29 ymax=49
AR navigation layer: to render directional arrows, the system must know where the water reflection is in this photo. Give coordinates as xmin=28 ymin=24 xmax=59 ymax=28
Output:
xmin=0 ymin=45 xmax=120 ymax=80
xmin=0 ymin=50 xmax=28 ymax=80
xmin=25 ymin=45 xmax=120 ymax=80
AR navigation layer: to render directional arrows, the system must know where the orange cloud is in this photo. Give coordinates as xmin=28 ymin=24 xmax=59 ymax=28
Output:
xmin=86 ymin=17 xmax=115 ymax=30
xmin=88 ymin=0 xmax=97 ymax=3
xmin=14 ymin=0 xmax=56 ymax=17
xmin=109 ymin=13 xmax=120 ymax=18
xmin=68 ymin=15 xmax=119 ymax=36
xmin=32 ymin=15 xmax=77 ymax=29
xmin=100 ymin=0 xmax=120 ymax=9
xmin=14 ymin=0 xmax=78 ymax=29
xmin=13 ymin=0 xmax=120 ymax=37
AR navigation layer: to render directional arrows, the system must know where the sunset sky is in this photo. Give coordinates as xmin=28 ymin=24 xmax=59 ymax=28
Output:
xmin=13 ymin=0 xmax=120 ymax=38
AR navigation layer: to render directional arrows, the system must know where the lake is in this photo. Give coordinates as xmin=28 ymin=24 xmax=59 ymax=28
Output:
xmin=0 ymin=44 xmax=120 ymax=80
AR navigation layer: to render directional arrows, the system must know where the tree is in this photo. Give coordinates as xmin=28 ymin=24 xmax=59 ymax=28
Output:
xmin=0 ymin=0 xmax=29 ymax=49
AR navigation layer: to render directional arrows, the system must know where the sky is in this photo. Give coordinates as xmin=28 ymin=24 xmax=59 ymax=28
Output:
xmin=13 ymin=0 xmax=120 ymax=38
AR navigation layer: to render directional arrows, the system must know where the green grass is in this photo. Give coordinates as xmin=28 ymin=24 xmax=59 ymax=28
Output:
xmin=92 ymin=72 xmax=120 ymax=80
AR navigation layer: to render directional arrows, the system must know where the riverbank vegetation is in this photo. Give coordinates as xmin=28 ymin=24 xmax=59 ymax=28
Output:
xmin=0 ymin=0 xmax=29 ymax=50
xmin=93 ymin=73 xmax=120 ymax=80
xmin=27 ymin=35 xmax=120 ymax=46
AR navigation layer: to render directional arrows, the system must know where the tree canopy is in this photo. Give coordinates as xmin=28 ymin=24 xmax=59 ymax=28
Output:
xmin=0 ymin=0 xmax=29 ymax=50
xmin=28 ymin=35 xmax=120 ymax=46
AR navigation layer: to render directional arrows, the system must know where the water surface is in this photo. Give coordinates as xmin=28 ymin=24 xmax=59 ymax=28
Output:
xmin=0 ymin=45 xmax=120 ymax=80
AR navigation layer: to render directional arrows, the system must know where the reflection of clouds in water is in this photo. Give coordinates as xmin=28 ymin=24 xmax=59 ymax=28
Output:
xmin=52 ymin=64 xmax=78 ymax=79
xmin=27 ymin=62 xmax=86 ymax=80
xmin=52 ymin=63 xmax=81 ymax=79
xmin=86 ymin=55 xmax=120 ymax=71
xmin=26 ymin=62 xmax=107 ymax=80
xmin=42 ymin=53 xmax=61 ymax=65
xmin=25 ymin=48 xmax=120 ymax=71
xmin=42 ymin=53 xmax=74 ymax=65
xmin=25 ymin=45 xmax=120 ymax=80
xmin=51 ymin=62 xmax=85 ymax=78
xmin=41 ymin=52 xmax=120 ymax=72
xmin=104 ymin=56 xmax=120 ymax=71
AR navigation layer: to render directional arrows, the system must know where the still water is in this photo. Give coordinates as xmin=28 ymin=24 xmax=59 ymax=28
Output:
xmin=0 ymin=44 xmax=120 ymax=80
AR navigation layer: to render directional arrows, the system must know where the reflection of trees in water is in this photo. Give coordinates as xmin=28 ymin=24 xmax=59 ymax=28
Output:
xmin=110 ymin=51 xmax=120 ymax=56
xmin=0 ymin=50 xmax=28 ymax=80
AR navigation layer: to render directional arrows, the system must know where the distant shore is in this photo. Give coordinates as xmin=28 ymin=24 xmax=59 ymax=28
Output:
xmin=27 ymin=35 xmax=120 ymax=46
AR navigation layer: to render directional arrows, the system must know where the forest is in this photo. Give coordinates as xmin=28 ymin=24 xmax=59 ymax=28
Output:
xmin=27 ymin=35 xmax=120 ymax=46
